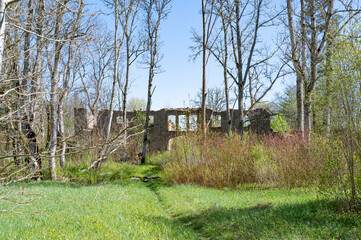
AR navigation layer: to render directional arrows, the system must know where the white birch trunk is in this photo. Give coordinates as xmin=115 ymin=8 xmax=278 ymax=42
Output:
xmin=58 ymin=0 xmax=84 ymax=169
xmin=0 ymin=0 xmax=7 ymax=69
xmin=48 ymin=1 xmax=69 ymax=179
xmin=96 ymin=0 xmax=123 ymax=169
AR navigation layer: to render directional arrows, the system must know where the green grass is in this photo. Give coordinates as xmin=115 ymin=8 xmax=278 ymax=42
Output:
xmin=50 ymin=162 xmax=158 ymax=185
xmin=156 ymin=185 xmax=361 ymax=239
xmin=0 ymin=181 xmax=198 ymax=240
xmin=1 ymin=166 xmax=360 ymax=239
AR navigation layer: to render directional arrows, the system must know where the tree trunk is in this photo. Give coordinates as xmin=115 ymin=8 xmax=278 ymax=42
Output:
xmin=325 ymin=38 xmax=333 ymax=134
xmin=235 ymin=0 xmax=244 ymax=137
xmin=21 ymin=0 xmax=33 ymax=168
xmin=299 ymin=0 xmax=306 ymax=137
xmin=0 ymin=0 xmax=6 ymax=68
xmin=287 ymin=0 xmax=305 ymax=137
xmin=305 ymin=0 xmax=317 ymax=140
xmin=142 ymin=17 xmax=157 ymax=164
xmin=120 ymin=0 xmax=140 ymax=162
xmin=48 ymin=1 xmax=68 ymax=179
xmin=201 ymin=0 xmax=207 ymax=135
xmin=122 ymin=38 xmax=131 ymax=162
xmin=141 ymin=61 xmax=153 ymax=164
xmin=99 ymin=0 xmax=121 ymax=169
xmin=49 ymin=70 xmax=58 ymax=180
xmin=58 ymin=0 xmax=84 ymax=169
xmin=220 ymin=1 xmax=231 ymax=132
xmin=95 ymin=0 xmax=124 ymax=169
xmin=22 ymin=0 xmax=32 ymax=101
xmin=141 ymin=0 xmax=170 ymax=164
xmin=304 ymin=93 xmax=312 ymax=139
xmin=237 ymin=83 xmax=244 ymax=137
xmin=58 ymin=59 xmax=71 ymax=169
xmin=31 ymin=0 xmax=45 ymax=120
xmin=297 ymin=75 xmax=304 ymax=136
xmin=58 ymin=100 xmax=66 ymax=169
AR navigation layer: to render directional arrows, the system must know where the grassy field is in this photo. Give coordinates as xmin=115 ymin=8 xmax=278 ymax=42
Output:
xmin=156 ymin=184 xmax=361 ymax=239
xmin=1 ymin=179 xmax=360 ymax=239
xmin=0 ymin=181 xmax=198 ymax=239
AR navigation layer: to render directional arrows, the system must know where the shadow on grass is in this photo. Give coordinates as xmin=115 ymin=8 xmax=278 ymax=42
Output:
xmin=4 ymin=181 xmax=79 ymax=188
xmin=6 ymin=180 xmax=144 ymax=190
xmin=175 ymin=199 xmax=361 ymax=240
xmin=141 ymin=215 xmax=200 ymax=239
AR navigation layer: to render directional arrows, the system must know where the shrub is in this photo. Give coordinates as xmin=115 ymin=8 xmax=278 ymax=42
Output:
xmin=160 ymin=132 xmax=333 ymax=189
xmin=271 ymin=115 xmax=291 ymax=133
xmin=161 ymin=133 xmax=259 ymax=188
xmin=316 ymin=133 xmax=361 ymax=212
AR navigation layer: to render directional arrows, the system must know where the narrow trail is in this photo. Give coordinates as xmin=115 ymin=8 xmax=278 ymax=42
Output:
xmin=145 ymin=181 xmax=209 ymax=240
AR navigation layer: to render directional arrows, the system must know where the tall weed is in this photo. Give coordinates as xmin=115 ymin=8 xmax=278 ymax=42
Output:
xmin=160 ymin=132 xmax=335 ymax=189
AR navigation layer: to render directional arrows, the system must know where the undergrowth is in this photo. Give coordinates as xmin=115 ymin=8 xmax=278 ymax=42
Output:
xmin=54 ymin=162 xmax=155 ymax=185
xmin=156 ymin=132 xmax=342 ymax=189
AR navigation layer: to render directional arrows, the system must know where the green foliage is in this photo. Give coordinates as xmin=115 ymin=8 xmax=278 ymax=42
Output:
xmin=62 ymin=161 xmax=149 ymax=185
xmin=271 ymin=115 xmax=291 ymax=133
xmin=148 ymin=150 xmax=172 ymax=166
xmin=273 ymin=85 xmax=297 ymax=129
xmin=251 ymin=143 xmax=277 ymax=184
xmin=314 ymin=25 xmax=361 ymax=211
xmin=127 ymin=97 xmax=146 ymax=111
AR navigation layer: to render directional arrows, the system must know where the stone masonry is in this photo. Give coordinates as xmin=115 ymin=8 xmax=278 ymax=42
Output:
xmin=74 ymin=107 xmax=274 ymax=154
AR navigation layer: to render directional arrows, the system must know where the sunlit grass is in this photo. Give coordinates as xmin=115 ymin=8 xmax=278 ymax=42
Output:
xmin=0 ymin=181 xmax=198 ymax=240
xmin=157 ymin=185 xmax=361 ymax=239
xmin=1 ymin=165 xmax=360 ymax=239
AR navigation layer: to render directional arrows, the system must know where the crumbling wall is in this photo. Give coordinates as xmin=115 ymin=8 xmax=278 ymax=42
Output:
xmin=74 ymin=107 xmax=273 ymax=154
xmin=247 ymin=108 xmax=273 ymax=134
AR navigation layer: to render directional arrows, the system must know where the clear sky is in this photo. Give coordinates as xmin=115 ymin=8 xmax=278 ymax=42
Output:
xmin=130 ymin=0 xmax=218 ymax=110
xmin=89 ymin=0 xmax=288 ymax=110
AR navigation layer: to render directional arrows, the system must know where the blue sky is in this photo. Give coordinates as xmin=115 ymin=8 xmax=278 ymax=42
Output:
xmin=89 ymin=0 xmax=288 ymax=110
xmin=132 ymin=0 xmax=218 ymax=110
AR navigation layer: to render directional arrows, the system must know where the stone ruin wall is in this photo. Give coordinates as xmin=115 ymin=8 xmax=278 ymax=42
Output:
xmin=74 ymin=107 xmax=274 ymax=154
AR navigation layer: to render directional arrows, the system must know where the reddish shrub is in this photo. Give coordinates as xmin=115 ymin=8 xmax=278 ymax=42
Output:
xmin=160 ymin=132 xmax=336 ymax=189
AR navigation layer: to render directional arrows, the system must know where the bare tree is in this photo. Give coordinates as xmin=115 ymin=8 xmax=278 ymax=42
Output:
xmin=285 ymin=0 xmax=361 ymax=139
xmin=201 ymin=0 xmax=208 ymax=135
xmin=119 ymin=0 xmax=143 ymax=162
xmin=0 ymin=0 xmax=47 ymax=178
xmin=191 ymin=0 xmax=219 ymax=135
xmin=47 ymin=0 xmax=76 ymax=179
xmin=286 ymin=0 xmax=305 ymax=137
xmin=84 ymin=0 xmax=144 ymax=169
xmin=191 ymin=87 xmax=232 ymax=112
xmin=206 ymin=0 xmax=235 ymax=132
xmin=141 ymin=0 xmax=171 ymax=164
xmin=217 ymin=0 xmax=232 ymax=132
xmin=103 ymin=0 xmax=124 ymax=150
xmin=0 ymin=0 xmax=15 ymax=68
xmin=79 ymin=31 xmax=112 ymax=114
xmin=193 ymin=0 xmax=285 ymax=137
xmin=57 ymin=0 xmax=86 ymax=169
xmin=88 ymin=0 xmax=129 ymax=170
xmin=212 ymin=0 xmax=285 ymax=137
